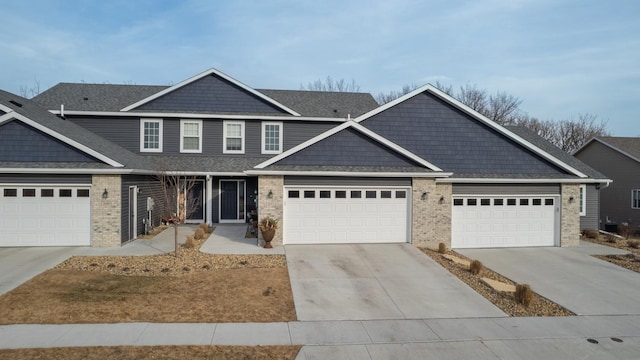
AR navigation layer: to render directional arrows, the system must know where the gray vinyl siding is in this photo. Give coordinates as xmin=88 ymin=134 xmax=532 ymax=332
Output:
xmin=68 ymin=116 xmax=140 ymax=151
xmin=452 ymin=184 xmax=561 ymax=195
xmin=0 ymin=174 xmax=91 ymax=184
xmin=285 ymin=176 xmax=411 ymax=187
xmin=581 ymin=184 xmax=600 ymax=230
xmin=121 ymin=175 xmax=165 ymax=244
xmin=0 ymin=120 xmax=99 ymax=162
xmin=277 ymin=128 xmax=421 ymax=167
xmin=575 ymin=141 xmax=640 ymax=228
xmin=136 ymin=74 xmax=288 ymax=115
xmin=361 ymin=92 xmax=568 ymax=175
xmin=283 ymin=122 xmax=337 ymax=151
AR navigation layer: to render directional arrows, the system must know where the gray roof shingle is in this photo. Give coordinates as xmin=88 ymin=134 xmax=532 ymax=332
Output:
xmin=33 ymin=83 xmax=379 ymax=118
xmin=505 ymin=126 xmax=609 ymax=180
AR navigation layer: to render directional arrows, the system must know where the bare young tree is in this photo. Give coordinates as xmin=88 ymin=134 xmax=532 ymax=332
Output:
xmin=155 ymin=171 xmax=203 ymax=254
xmin=301 ymin=76 xmax=361 ymax=92
xmin=19 ymin=78 xmax=41 ymax=98
xmin=376 ymin=83 xmax=420 ymax=104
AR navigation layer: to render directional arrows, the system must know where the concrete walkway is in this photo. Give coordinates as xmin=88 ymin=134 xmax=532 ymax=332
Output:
xmin=200 ymin=223 xmax=285 ymax=254
xmin=1 ymin=316 xmax=639 ymax=359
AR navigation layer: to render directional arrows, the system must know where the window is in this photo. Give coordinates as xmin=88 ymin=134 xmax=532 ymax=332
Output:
xmin=453 ymin=199 xmax=464 ymax=206
xmin=507 ymin=199 xmax=516 ymax=206
xmin=335 ymin=191 xmax=347 ymax=198
xmin=41 ymin=189 xmax=54 ymax=197
xmin=320 ymin=191 xmax=331 ymax=198
xmin=23 ymin=189 xmax=36 ymax=197
xmin=580 ymin=185 xmax=587 ymax=216
xmin=351 ymin=191 xmax=361 ymax=198
xmin=381 ymin=191 xmax=392 ymax=199
xmin=224 ymin=121 xmax=245 ymax=154
xmin=304 ymin=190 xmax=315 ymax=198
xmin=396 ymin=191 xmax=406 ymax=199
xmin=366 ymin=191 xmax=377 ymax=199
xmin=520 ymin=199 xmax=529 ymax=206
xmin=140 ymin=119 xmax=163 ymax=152
xmin=3 ymin=189 xmax=16 ymax=197
xmin=59 ymin=189 xmax=72 ymax=197
xmin=632 ymin=189 xmax=640 ymax=209
xmin=288 ymin=190 xmax=300 ymax=198
xmin=467 ymin=199 xmax=477 ymax=206
xmin=77 ymin=189 xmax=90 ymax=197
xmin=533 ymin=198 xmax=542 ymax=206
xmin=262 ymin=122 xmax=282 ymax=154
xmin=180 ymin=120 xmax=202 ymax=153
xmin=545 ymin=198 xmax=554 ymax=206
xmin=494 ymin=199 xmax=504 ymax=206
xmin=481 ymin=198 xmax=491 ymax=206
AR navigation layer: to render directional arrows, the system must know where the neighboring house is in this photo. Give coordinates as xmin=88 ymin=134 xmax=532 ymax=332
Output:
xmin=0 ymin=67 xmax=609 ymax=249
xmin=574 ymin=137 xmax=640 ymax=231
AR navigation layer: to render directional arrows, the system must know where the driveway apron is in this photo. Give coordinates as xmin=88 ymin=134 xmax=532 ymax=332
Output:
xmin=459 ymin=246 xmax=640 ymax=315
xmin=285 ymin=244 xmax=505 ymax=321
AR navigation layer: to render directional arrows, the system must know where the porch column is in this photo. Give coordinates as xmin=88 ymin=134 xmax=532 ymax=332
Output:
xmin=206 ymin=175 xmax=213 ymax=225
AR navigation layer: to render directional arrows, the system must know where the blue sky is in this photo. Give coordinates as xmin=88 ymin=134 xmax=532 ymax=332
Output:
xmin=1 ymin=0 xmax=638 ymax=135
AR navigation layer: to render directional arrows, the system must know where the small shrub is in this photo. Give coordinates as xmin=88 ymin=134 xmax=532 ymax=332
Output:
xmin=183 ymin=235 xmax=195 ymax=249
xmin=438 ymin=243 xmax=447 ymax=254
xmin=619 ymin=224 xmax=633 ymax=239
xmin=605 ymin=234 xmax=617 ymax=243
xmin=194 ymin=228 xmax=205 ymax=240
xmin=627 ymin=240 xmax=640 ymax=249
xmin=469 ymin=260 xmax=483 ymax=275
xmin=582 ymin=229 xmax=599 ymax=239
xmin=199 ymin=223 xmax=209 ymax=232
xmin=201 ymin=264 xmax=211 ymax=270
xmin=515 ymin=284 xmax=533 ymax=307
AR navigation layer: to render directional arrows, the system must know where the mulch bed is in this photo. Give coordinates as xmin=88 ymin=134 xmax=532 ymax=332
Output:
xmin=420 ymin=248 xmax=574 ymax=317
xmin=582 ymin=234 xmax=640 ymax=273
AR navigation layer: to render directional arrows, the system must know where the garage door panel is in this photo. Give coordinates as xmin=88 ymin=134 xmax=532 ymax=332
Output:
xmin=452 ymin=196 xmax=558 ymax=249
xmin=285 ymin=187 xmax=409 ymax=244
xmin=0 ymin=186 xmax=91 ymax=247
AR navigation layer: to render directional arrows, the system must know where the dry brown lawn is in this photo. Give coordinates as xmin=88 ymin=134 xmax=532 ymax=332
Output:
xmin=0 ymin=226 xmax=296 ymax=324
xmin=0 ymin=345 xmax=301 ymax=360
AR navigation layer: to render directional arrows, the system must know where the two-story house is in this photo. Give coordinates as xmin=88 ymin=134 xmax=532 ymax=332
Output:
xmin=0 ymin=67 xmax=608 ymax=249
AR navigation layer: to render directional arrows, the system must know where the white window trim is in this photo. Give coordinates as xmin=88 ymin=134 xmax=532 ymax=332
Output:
xmin=579 ymin=184 xmax=587 ymax=216
xmin=140 ymin=118 xmax=163 ymax=152
xmin=180 ymin=119 xmax=202 ymax=153
xmin=632 ymin=189 xmax=640 ymax=209
xmin=223 ymin=120 xmax=245 ymax=154
xmin=261 ymin=121 xmax=283 ymax=154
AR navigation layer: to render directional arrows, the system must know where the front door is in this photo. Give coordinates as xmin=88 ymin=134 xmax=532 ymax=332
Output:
xmin=220 ymin=180 xmax=245 ymax=223
xmin=128 ymin=186 xmax=137 ymax=240
xmin=186 ymin=180 xmax=205 ymax=223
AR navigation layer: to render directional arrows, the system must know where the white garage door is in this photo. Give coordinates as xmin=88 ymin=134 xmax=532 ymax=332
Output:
xmin=284 ymin=187 xmax=410 ymax=244
xmin=452 ymin=196 xmax=559 ymax=248
xmin=0 ymin=185 xmax=91 ymax=246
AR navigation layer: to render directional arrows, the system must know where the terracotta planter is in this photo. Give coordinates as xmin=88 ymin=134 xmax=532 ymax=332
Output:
xmin=261 ymin=229 xmax=276 ymax=249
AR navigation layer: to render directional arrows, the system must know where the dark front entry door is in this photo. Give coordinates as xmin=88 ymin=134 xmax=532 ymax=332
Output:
xmin=220 ymin=180 xmax=245 ymax=222
xmin=187 ymin=181 xmax=204 ymax=221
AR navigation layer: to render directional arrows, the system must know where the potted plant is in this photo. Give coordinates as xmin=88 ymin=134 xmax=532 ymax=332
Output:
xmin=259 ymin=216 xmax=279 ymax=248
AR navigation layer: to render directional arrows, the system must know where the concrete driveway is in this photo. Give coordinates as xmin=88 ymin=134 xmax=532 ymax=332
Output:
xmin=459 ymin=243 xmax=640 ymax=315
xmin=285 ymin=244 xmax=505 ymax=321
xmin=0 ymin=247 xmax=79 ymax=295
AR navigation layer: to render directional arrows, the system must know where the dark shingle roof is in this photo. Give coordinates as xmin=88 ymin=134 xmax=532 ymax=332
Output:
xmin=33 ymin=83 xmax=168 ymax=112
xmin=33 ymin=83 xmax=379 ymax=118
xmin=146 ymin=156 xmax=267 ymax=173
xmin=505 ymin=126 xmax=608 ymax=180
xmin=0 ymin=90 xmax=147 ymax=170
xmin=595 ymin=137 xmax=640 ymax=161
xmin=259 ymin=165 xmax=433 ymax=173
xmin=258 ymin=89 xmax=378 ymax=118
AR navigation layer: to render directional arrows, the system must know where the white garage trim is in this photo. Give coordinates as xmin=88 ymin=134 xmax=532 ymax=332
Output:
xmin=284 ymin=186 xmax=411 ymax=244
xmin=0 ymin=185 xmax=91 ymax=247
xmin=451 ymin=194 xmax=560 ymax=249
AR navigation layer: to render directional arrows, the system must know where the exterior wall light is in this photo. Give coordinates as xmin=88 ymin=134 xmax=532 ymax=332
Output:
xmin=102 ymin=189 xmax=109 ymax=199
xmin=268 ymin=190 xmax=273 ymax=199
xmin=439 ymin=195 xmax=445 ymax=204
xmin=421 ymin=192 xmax=428 ymax=200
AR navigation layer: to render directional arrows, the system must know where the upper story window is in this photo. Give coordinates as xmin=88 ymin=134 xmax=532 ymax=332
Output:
xmin=262 ymin=121 xmax=282 ymax=154
xmin=180 ymin=119 xmax=202 ymax=153
xmin=223 ymin=121 xmax=244 ymax=154
xmin=579 ymin=185 xmax=586 ymax=216
xmin=632 ymin=189 xmax=640 ymax=209
xmin=140 ymin=119 xmax=163 ymax=152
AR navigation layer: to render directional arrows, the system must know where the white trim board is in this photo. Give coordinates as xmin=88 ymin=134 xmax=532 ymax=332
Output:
xmin=120 ymin=68 xmax=301 ymax=116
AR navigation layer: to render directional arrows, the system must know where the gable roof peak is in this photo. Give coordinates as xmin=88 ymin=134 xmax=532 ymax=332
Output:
xmin=120 ymin=67 xmax=301 ymax=116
